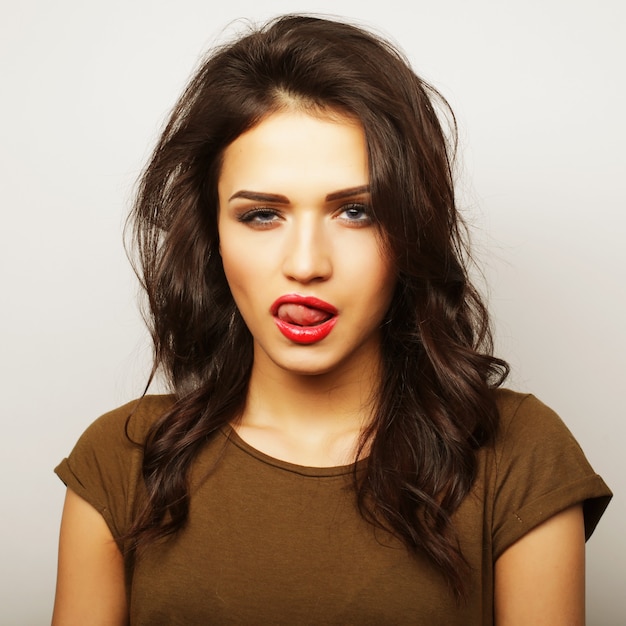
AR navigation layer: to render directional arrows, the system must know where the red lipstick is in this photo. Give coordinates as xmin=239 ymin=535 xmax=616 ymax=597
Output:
xmin=270 ymin=294 xmax=338 ymax=344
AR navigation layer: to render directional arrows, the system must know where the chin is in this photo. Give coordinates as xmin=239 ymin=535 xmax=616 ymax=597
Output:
xmin=264 ymin=349 xmax=342 ymax=377
xmin=278 ymin=360 xmax=336 ymax=377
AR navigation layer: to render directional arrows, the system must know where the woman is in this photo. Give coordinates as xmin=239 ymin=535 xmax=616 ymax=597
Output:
xmin=52 ymin=14 xmax=611 ymax=625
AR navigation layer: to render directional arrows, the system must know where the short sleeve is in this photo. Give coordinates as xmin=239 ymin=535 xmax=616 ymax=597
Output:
xmin=491 ymin=392 xmax=611 ymax=559
xmin=54 ymin=395 xmax=174 ymax=547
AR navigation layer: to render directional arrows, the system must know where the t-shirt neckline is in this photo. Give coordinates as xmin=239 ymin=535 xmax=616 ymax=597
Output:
xmin=219 ymin=425 xmax=367 ymax=478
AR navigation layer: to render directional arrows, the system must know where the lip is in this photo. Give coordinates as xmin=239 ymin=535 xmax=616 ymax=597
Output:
xmin=270 ymin=294 xmax=339 ymax=345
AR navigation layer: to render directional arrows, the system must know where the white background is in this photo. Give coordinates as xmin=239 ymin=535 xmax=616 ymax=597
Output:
xmin=1 ymin=1 xmax=624 ymax=623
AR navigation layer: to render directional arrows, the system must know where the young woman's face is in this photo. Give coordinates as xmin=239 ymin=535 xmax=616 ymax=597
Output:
xmin=217 ymin=109 xmax=396 ymax=378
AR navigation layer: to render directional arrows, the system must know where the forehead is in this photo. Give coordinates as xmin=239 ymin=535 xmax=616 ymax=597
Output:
xmin=218 ymin=109 xmax=369 ymax=197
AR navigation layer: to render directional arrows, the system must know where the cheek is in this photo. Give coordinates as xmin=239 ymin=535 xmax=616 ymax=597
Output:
xmin=220 ymin=251 xmax=248 ymax=295
xmin=219 ymin=221 xmax=244 ymax=277
xmin=219 ymin=237 xmax=244 ymax=291
xmin=219 ymin=236 xmax=268 ymax=309
xmin=369 ymin=259 xmax=397 ymax=320
xmin=347 ymin=242 xmax=396 ymax=301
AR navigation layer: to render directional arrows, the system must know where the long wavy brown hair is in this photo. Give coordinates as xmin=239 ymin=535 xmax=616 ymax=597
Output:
xmin=126 ymin=14 xmax=508 ymax=600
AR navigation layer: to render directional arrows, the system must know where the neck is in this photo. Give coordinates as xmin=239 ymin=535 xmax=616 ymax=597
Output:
xmin=234 ymin=348 xmax=382 ymax=466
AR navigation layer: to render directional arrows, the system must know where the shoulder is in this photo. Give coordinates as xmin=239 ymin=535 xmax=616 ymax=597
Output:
xmin=492 ymin=389 xmax=580 ymax=454
xmin=493 ymin=388 xmax=559 ymax=429
xmin=61 ymin=395 xmax=175 ymax=461
xmin=83 ymin=394 xmax=176 ymax=444
xmin=55 ymin=395 xmax=176 ymax=541
xmin=490 ymin=389 xmax=604 ymax=476
xmin=485 ymin=388 xmax=611 ymax=557
xmin=58 ymin=393 xmax=176 ymax=457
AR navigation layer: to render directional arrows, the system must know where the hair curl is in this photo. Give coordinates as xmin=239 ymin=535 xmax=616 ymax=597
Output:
xmin=126 ymin=14 xmax=508 ymax=601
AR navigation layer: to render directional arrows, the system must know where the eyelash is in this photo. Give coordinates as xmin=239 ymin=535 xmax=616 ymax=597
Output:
xmin=237 ymin=208 xmax=281 ymax=227
xmin=337 ymin=202 xmax=371 ymax=225
xmin=236 ymin=202 xmax=372 ymax=228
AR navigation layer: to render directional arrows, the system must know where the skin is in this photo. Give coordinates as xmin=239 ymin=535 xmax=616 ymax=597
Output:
xmin=217 ymin=109 xmax=396 ymax=466
xmin=52 ymin=489 xmax=128 ymax=626
xmin=51 ymin=108 xmax=586 ymax=624
xmin=494 ymin=504 xmax=585 ymax=625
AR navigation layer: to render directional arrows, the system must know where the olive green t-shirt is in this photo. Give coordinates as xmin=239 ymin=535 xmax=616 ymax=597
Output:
xmin=55 ymin=389 xmax=611 ymax=625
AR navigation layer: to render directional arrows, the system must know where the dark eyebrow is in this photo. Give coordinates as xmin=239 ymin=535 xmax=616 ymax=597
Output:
xmin=228 ymin=190 xmax=290 ymax=203
xmin=325 ymin=185 xmax=370 ymax=201
xmin=228 ymin=185 xmax=371 ymax=204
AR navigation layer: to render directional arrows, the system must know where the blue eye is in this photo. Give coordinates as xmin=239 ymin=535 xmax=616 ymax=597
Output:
xmin=339 ymin=203 xmax=371 ymax=225
xmin=238 ymin=208 xmax=281 ymax=227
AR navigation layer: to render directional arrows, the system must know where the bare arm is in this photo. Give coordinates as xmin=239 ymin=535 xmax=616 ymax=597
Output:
xmin=494 ymin=504 xmax=586 ymax=626
xmin=52 ymin=488 xmax=128 ymax=626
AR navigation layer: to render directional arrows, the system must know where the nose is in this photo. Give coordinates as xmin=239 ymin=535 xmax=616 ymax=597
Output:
xmin=281 ymin=215 xmax=332 ymax=284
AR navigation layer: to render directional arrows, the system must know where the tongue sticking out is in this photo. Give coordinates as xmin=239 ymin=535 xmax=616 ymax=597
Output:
xmin=276 ymin=303 xmax=332 ymax=327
